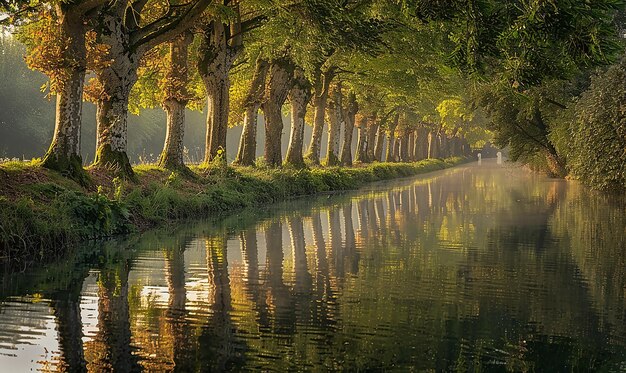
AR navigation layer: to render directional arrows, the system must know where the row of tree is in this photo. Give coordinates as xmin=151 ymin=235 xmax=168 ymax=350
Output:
xmin=1 ymin=0 xmax=624 ymax=187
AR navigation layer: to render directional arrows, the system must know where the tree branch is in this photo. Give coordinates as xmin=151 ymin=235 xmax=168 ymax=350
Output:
xmin=130 ymin=0 xmax=212 ymax=53
xmin=545 ymin=97 xmax=568 ymax=109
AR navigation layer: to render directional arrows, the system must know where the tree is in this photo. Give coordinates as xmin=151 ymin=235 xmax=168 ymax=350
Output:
xmin=18 ymin=1 xmax=105 ymax=182
xmin=261 ymin=53 xmax=294 ymax=167
xmin=284 ymin=67 xmax=312 ymax=168
xmin=233 ymin=55 xmax=268 ymax=166
xmin=158 ymin=31 xmax=194 ymax=171
xmin=197 ymin=3 xmax=243 ymax=163
xmin=568 ymin=56 xmax=626 ymax=190
xmin=325 ymin=81 xmax=342 ymax=166
xmin=87 ymin=0 xmax=211 ymax=178
xmin=305 ymin=64 xmax=335 ymax=165
xmin=340 ymin=90 xmax=358 ymax=166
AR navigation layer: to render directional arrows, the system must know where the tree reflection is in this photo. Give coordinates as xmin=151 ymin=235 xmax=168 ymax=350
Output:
xmin=85 ymin=254 xmax=139 ymax=372
xmin=263 ymin=220 xmax=294 ymax=335
xmin=197 ymin=234 xmax=239 ymax=371
xmin=239 ymin=228 xmax=269 ymax=329
xmin=51 ymin=279 xmax=87 ymax=372
xmin=3 ymin=163 xmax=626 ymax=371
xmin=163 ymin=239 xmax=194 ymax=372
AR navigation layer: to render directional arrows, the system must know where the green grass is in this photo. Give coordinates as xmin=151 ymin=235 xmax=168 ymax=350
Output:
xmin=0 ymin=157 xmax=466 ymax=264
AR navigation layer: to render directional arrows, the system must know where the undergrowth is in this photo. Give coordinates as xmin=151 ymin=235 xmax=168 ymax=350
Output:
xmin=0 ymin=157 xmax=465 ymax=264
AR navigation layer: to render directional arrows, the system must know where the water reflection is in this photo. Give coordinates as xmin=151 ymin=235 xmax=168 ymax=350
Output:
xmin=1 ymin=160 xmax=626 ymax=371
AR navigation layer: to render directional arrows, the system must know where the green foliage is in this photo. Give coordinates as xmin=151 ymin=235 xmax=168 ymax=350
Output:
xmin=0 ymin=186 xmax=131 ymax=263
xmin=568 ymin=57 xmax=626 ymax=190
xmin=0 ymin=158 xmax=467 ymax=263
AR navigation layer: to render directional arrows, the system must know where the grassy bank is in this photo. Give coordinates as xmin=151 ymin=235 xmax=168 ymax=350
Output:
xmin=0 ymin=157 xmax=465 ymax=264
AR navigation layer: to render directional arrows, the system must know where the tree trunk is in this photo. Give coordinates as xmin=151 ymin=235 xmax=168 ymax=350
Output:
xmin=159 ymin=99 xmax=187 ymax=170
xmin=407 ymin=130 xmax=415 ymax=162
xmin=43 ymin=66 xmax=86 ymax=179
xmin=92 ymin=12 xmax=139 ymax=178
xmin=305 ymin=67 xmax=335 ymax=165
xmin=365 ymin=117 xmax=379 ymax=163
xmin=440 ymin=135 xmax=450 ymax=158
xmin=428 ymin=132 xmax=440 ymax=159
xmin=284 ymin=68 xmax=311 ymax=168
xmin=203 ymin=75 xmax=229 ymax=163
xmin=374 ymin=124 xmax=385 ymax=162
xmin=385 ymin=114 xmax=399 ymax=162
xmin=158 ymin=33 xmax=192 ymax=171
xmin=451 ymin=136 xmax=462 ymax=156
xmin=261 ymin=56 xmax=294 ymax=167
xmin=415 ymin=127 xmax=429 ymax=160
xmin=41 ymin=8 xmax=87 ymax=182
xmin=235 ymin=108 xmax=259 ymax=166
xmin=234 ymin=58 xmax=269 ymax=166
xmin=354 ymin=115 xmax=369 ymax=163
xmin=393 ymin=139 xmax=401 ymax=161
xmin=198 ymin=22 xmax=241 ymax=164
xmin=325 ymin=83 xmax=342 ymax=166
xmin=94 ymin=90 xmax=135 ymax=177
xmin=545 ymin=150 xmax=567 ymax=177
xmin=399 ymin=130 xmax=409 ymax=162
xmin=340 ymin=92 xmax=357 ymax=166
xmin=90 ymin=0 xmax=210 ymax=177
xmin=385 ymin=134 xmax=396 ymax=162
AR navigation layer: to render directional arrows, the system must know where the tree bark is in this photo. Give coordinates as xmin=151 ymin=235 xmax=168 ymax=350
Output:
xmin=340 ymin=92 xmax=357 ymax=166
xmin=407 ymin=130 xmax=415 ymax=162
xmin=374 ymin=124 xmax=385 ymax=162
xmin=325 ymin=82 xmax=342 ymax=166
xmin=354 ymin=115 xmax=369 ymax=163
xmin=385 ymin=114 xmax=399 ymax=162
xmin=198 ymin=21 xmax=241 ymax=164
xmin=234 ymin=58 xmax=269 ymax=166
xmin=261 ymin=56 xmax=294 ymax=167
xmin=365 ymin=117 xmax=379 ymax=163
xmin=305 ymin=67 xmax=335 ymax=165
xmin=41 ymin=5 xmax=90 ymax=182
xmin=428 ymin=131 xmax=441 ymax=159
xmin=399 ymin=129 xmax=409 ymax=162
xmin=91 ymin=0 xmax=210 ymax=177
xmin=440 ymin=135 xmax=450 ymax=158
xmin=393 ymin=138 xmax=401 ymax=161
xmin=284 ymin=68 xmax=312 ymax=168
xmin=158 ymin=33 xmax=193 ymax=171
xmin=43 ymin=66 xmax=86 ymax=179
xmin=414 ymin=127 xmax=429 ymax=160
xmin=461 ymin=137 xmax=472 ymax=157
xmin=92 ymin=8 xmax=141 ymax=178
xmin=94 ymin=89 xmax=135 ymax=178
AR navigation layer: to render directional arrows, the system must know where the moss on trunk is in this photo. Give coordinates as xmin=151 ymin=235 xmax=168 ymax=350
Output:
xmin=93 ymin=144 xmax=135 ymax=180
xmin=41 ymin=152 xmax=89 ymax=186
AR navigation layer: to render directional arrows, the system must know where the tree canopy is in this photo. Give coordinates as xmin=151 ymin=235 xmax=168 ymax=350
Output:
xmin=0 ymin=0 xmax=625 ymax=189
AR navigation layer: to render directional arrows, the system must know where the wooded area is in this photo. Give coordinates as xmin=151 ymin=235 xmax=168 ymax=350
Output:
xmin=1 ymin=0 xmax=625 ymax=190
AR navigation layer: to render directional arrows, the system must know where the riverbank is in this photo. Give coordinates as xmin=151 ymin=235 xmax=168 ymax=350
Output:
xmin=0 ymin=157 xmax=465 ymax=264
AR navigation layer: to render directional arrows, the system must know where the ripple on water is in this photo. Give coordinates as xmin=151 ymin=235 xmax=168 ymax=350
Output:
xmin=1 ymin=162 xmax=626 ymax=371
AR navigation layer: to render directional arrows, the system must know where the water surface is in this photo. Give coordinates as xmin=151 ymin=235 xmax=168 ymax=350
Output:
xmin=1 ymin=160 xmax=626 ymax=371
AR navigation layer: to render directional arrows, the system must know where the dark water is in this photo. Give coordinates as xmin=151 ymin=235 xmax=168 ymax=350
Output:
xmin=1 ymin=161 xmax=626 ymax=372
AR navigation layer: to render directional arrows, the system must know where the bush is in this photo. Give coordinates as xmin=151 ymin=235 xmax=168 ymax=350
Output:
xmin=568 ymin=58 xmax=626 ymax=191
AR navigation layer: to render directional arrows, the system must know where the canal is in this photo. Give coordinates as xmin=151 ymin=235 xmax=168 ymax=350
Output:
xmin=1 ymin=160 xmax=625 ymax=371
